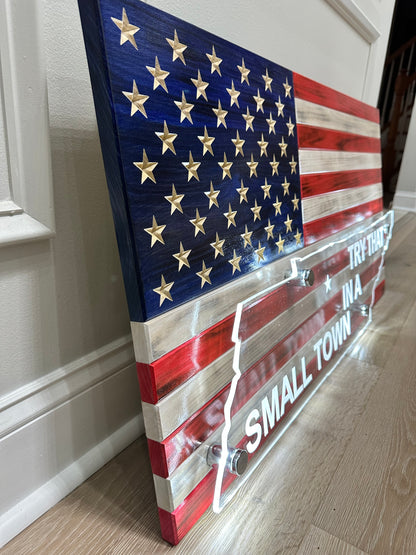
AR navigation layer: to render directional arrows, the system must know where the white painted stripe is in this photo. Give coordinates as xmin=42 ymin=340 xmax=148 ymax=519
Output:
xmin=302 ymin=183 xmax=382 ymax=224
xmin=299 ymin=150 xmax=381 ymax=175
xmin=295 ymin=98 xmax=380 ymax=138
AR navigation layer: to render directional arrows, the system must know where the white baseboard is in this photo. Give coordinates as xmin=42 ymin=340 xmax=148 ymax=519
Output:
xmin=393 ymin=190 xmax=416 ymax=213
xmin=0 ymin=335 xmax=144 ymax=548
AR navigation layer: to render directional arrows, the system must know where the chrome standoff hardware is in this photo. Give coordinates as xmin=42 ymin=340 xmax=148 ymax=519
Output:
xmin=285 ymin=268 xmax=315 ymax=287
xmin=207 ymin=444 xmax=249 ymax=476
xmin=349 ymin=303 xmax=370 ymax=317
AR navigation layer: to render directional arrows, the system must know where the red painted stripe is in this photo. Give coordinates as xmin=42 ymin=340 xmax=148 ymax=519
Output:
xmin=149 ymin=257 xmax=382 ymax=478
xmin=303 ymin=200 xmax=383 ymax=245
xmin=159 ymin=281 xmax=385 ymax=544
xmin=293 ymin=73 xmax=380 ymax=123
xmin=297 ymin=124 xmax=381 ymax=153
xmin=300 ymin=168 xmax=382 ymax=198
xmin=137 ymin=315 xmax=234 ymax=404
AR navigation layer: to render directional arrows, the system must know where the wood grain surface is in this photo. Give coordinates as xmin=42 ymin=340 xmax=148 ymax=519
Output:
xmin=3 ymin=209 xmax=415 ymax=554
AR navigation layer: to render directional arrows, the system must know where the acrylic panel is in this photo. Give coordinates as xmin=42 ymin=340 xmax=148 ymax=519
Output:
xmin=78 ymin=0 xmax=386 ymax=544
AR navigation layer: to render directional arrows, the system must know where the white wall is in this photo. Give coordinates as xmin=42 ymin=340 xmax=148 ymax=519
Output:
xmin=394 ymin=103 xmax=416 ymax=212
xmin=0 ymin=0 xmax=395 ymax=547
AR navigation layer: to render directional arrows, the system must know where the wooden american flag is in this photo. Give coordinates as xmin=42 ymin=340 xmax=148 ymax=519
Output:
xmin=78 ymin=0 xmax=384 ymax=544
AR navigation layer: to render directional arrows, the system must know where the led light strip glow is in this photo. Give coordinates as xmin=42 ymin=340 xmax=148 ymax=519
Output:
xmin=213 ymin=210 xmax=394 ymax=513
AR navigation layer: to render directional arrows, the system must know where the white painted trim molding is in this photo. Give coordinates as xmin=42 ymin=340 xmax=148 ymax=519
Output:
xmin=0 ymin=0 xmax=55 ymax=247
xmin=0 ymin=335 xmax=144 ymax=548
xmin=325 ymin=0 xmax=380 ymax=43
xmin=393 ymin=191 xmax=416 ymax=213
xmin=0 ymin=416 xmax=143 ymax=548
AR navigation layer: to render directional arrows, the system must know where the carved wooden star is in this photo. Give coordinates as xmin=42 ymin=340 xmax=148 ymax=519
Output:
xmin=182 ymin=151 xmax=200 ymax=181
xmin=191 ymin=70 xmax=209 ymax=101
xmin=153 ymin=275 xmax=174 ymax=306
xmin=156 ymin=121 xmax=177 ymax=154
xmin=289 ymin=155 xmax=298 ymax=174
xmin=122 ymin=80 xmax=148 ymax=117
xmin=232 ymin=130 xmax=245 ymax=157
xmin=292 ymin=193 xmax=300 ymax=211
xmin=294 ymin=228 xmax=302 ymax=245
xmin=275 ymin=96 xmax=285 ymax=117
xmin=247 ymin=154 xmax=258 ymax=177
xmin=237 ymin=180 xmax=249 ymax=203
xmin=229 ymin=250 xmax=242 ymax=275
xmin=285 ymin=213 xmax=293 ymax=233
xmin=174 ymin=91 xmax=194 ymax=123
xmin=173 ymin=242 xmax=191 ymax=270
xmin=205 ymin=181 xmax=220 ymax=208
xmin=213 ymin=100 xmax=228 ymax=128
xmin=279 ymin=136 xmax=288 ymax=157
xmin=276 ymin=233 xmax=285 ymax=253
xmin=262 ymin=68 xmax=273 ymax=92
xmin=266 ymin=112 xmax=276 ymax=134
xmin=111 ymin=8 xmax=139 ymax=50
xmin=255 ymin=241 xmax=266 ymax=262
xmin=146 ymin=56 xmax=169 ymax=92
xmin=198 ymin=126 xmax=215 ymax=156
xmin=237 ymin=58 xmax=250 ymax=85
xmin=253 ymin=89 xmax=265 ymax=113
xmin=210 ymin=232 xmax=225 ymax=258
xmin=227 ymin=80 xmax=240 ymax=108
xmin=218 ymin=153 xmax=233 ymax=179
xmin=261 ymin=178 xmax=272 ymax=199
xmin=282 ymin=176 xmax=290 ymax=196
xmin=190 ymin=208 xmax=206 ymax=236
xmin=197 ymin=261 xmax=212 ymax=288
xmin=283 ymin=77 xmax=292 ymax=98
xmin=134 ymin=149 xmax=157 ymax=183
xmin=257 ymin=134 xmax=269 ymax=157
xmin=264 ymin=219 xmax=275 ymax=240
xmin=206 ymin=46 xmax=222 ymax=75
xmin=251 ymin=199 xmax=262 ymax=221
xmin=270 ymin=154 xmax=279 ymax=176
xmin=144 ymin=215 xmax=165 ymax=246
xmin=224 ymin=203 xmax=237 ymax=228
xmin=242 ymin=107 xmax=255 ymax=132
xmin=164 ymin=184 xmax=184 ymax=214
xmin=166 ymin=29 xmax=187 ymax=64
xmin=286 ymin=116 xmax=295 ymax=136
xmin=273 ymin=195 xmax=282 ymax=215
xmin=241 ymin=224 xmax=253 ymax=247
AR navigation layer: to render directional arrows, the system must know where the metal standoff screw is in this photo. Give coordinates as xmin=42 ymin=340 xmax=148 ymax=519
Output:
xmin=360 ymin=304 xmax=369 ymax=317
xmin=284 ymin=268 xmax=315 ymax=286
xmin=207 ymin=444 xmax=249 ymax=476
xmin=299 ymin=269 xmax=315 ymax=287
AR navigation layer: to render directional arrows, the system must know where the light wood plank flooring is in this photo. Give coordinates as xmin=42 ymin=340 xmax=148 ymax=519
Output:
xmin=3 ymin=211 xmax=416 ymax=554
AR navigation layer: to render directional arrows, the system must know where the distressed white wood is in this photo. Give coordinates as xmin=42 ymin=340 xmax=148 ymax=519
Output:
xmin=324 ymin=0 xmax=380 ymax=43
xmin=295 ymin=98 xmax=381 ymax=138
xmin=0 ymin=0 xmax=54 ymax=247
xmin=299 ymin=150 xmax=381 ymax=175
xmin=303 ymin=183 xmax=382 ymax=223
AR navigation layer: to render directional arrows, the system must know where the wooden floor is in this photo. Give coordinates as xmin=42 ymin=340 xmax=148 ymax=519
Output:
xmin=3 ymin=211 xmax=416 ymax=555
